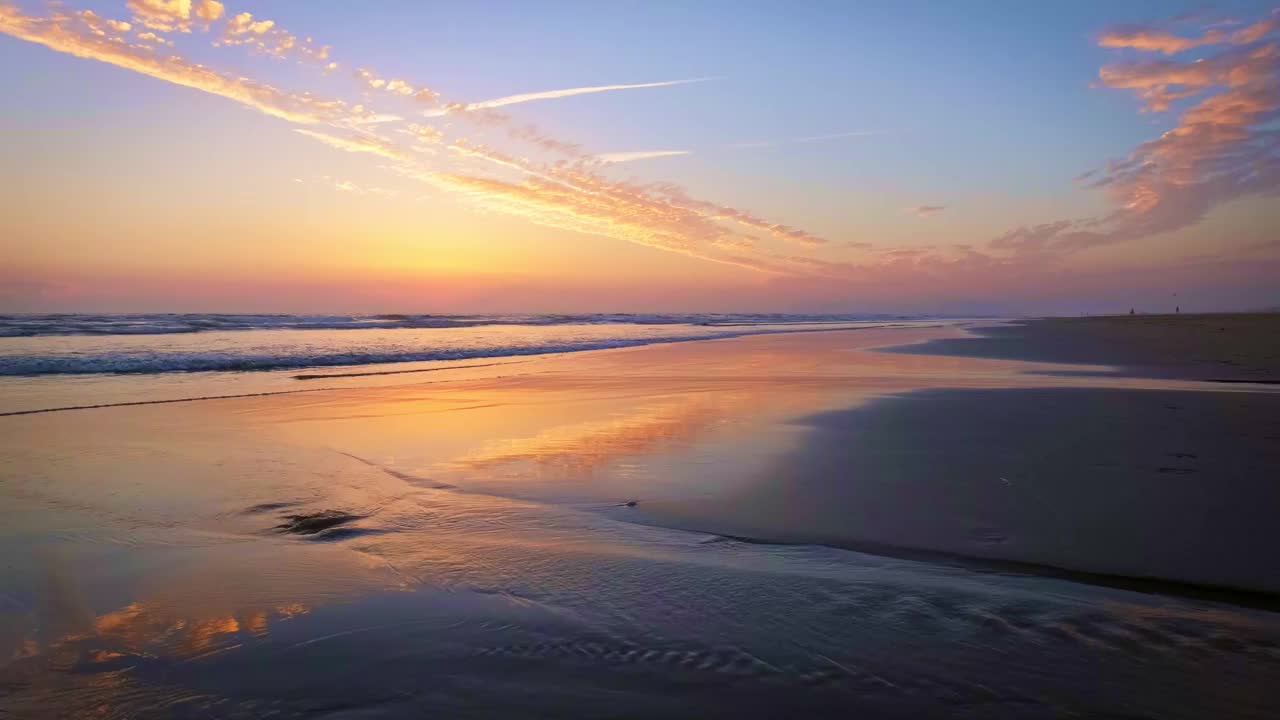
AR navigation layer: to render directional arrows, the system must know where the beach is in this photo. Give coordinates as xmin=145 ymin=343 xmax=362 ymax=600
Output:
xmin=2 ymin=315 xmax=1279 ymax=718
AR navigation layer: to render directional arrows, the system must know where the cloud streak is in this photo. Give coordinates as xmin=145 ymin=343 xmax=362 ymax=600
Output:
xmin=424 ymin=78 xmax=708 ymax=117
xmin=594 ymin=150 xmax=691 ymax=163
xmin=1 ymin=3 xmax=865 ymax=280
xmin=1098 ymin=14 xmax=1279 ymax=55
xmin=293 ymin=129 xmax=410 ymax=160
xmin=0 ymin=5 xmax=353 ymax=125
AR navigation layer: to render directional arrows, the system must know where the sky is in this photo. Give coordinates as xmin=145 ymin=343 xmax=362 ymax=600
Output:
xmin=1 ymin=0 xmax=1278 ymax=315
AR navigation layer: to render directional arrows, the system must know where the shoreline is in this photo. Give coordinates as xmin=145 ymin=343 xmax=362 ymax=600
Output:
xmin=8 ymin=313 xmax=1279 ymax=417
xmin=0 ymin=319 xmax=960 ymax=416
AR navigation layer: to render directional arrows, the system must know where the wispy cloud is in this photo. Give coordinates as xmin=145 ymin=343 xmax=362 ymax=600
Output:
xmin=726 ymin=130 xmax=882 ymax=150
xmin=404 ymin=124 xmax=445 ymax=144
xmin=1098 ymin=13 xmax=1278 ymax=55
xmin=0 ymin=5 xmax=353 ymax=125
xmin=417 ymin=171 xmax=793 ymax=274
xmin=293 ymin=129 xmax=409 ymax=161
xmin=594 ymin=150 xmax=691 ymax=163
xmin=910 ymin=205 xmax=946 ymax=217
xmin=215 ymin=10 xmax=331 ymax=64
xmin=293 ymin=176 xmax=398 ymax=197
xmin=349 ymin=113 xmax=403 ymax=125
xmin=9 ymin=0 xmax=1280 ymax=306
xmin=424 ymin=78 xmax=709 ymax=117
xmin=354 ymin=67 xmax=437 ymax=102
xmin=2 ymin=3 xmax=862 ymax=279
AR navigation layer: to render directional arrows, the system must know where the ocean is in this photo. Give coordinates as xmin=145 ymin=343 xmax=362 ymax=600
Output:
xmin=0 ymin=313 xmax=940 ymax=414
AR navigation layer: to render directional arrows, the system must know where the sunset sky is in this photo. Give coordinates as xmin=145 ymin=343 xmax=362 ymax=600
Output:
xmin=2 ymin=0 xmax=1278 ymax=314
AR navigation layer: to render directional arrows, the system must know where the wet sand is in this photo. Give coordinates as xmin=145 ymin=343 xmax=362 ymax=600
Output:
xmin=659 ymin=387 xmax=1280 ymax=597
xmin=2 ymin=321 xmax=1279 ymax=718
xmin=637 ymin=315 xmax=1280 ymax=597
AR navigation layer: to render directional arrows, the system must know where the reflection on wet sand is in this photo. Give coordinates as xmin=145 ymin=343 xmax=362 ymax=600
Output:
xmin=6 ymin=589 xmax=314 ymax=719
xmin=450 ymin=396 xmax=731 ymax=477
xmin=69 ymin=600 xmax=296 ymax=658
xmin=3 ymin=325 xmax=1280 ymax=717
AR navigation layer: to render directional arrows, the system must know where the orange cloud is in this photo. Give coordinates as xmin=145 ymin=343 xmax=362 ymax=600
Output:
xmin=0 ymin=5 xmax=356 ymax=125
xmin=125 ymin=0 xmax=221 ymax=32
xmin=644 ymin=181 xmax=828 ymax=246
xmin=216 ymin=10 xmax=330 ymax=64
xmin=988 ymin=8 xmax=1280 ymax=259
xmin=355 ymin=67 xmax=387 ymax=89
xmin=126 ymin=0 xmax=191 ymax=32
xmin=405 ymin=124 xmax=444 ymax=144
xmin=1 ymin=2 xmax=886 ymax=281
xmin=355 ymin=68 xmax=437 ymax=102
xmin=1098 ymin=26 xmax=1223 ymax=54
xmin=223 ymin=10 xmax=274 ymax=38
xmin=1098 ymin=14 xmax=1279 ymax=55
xmin=415 ymin=171 xmax=804 ymax=275
xmin=195 ymin=0 xmax=224 ymax=24
xmin=293 ymin=129 xmax=411 ymax=160
xmin=134 ymin=30 xmax=173 ymax=47
xmin=1090 ymin=18 xmax=1280 ymax=239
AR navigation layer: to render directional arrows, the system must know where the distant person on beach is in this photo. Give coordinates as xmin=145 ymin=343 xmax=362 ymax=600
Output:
xmin=1130 ymin=308 xmax=1135 ymax=315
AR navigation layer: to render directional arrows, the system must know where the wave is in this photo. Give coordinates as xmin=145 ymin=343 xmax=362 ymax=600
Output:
xmin=0 ymin=323 xmax=922 ymax=377
xmin=0 ymin=313 xmax=913 ymax=337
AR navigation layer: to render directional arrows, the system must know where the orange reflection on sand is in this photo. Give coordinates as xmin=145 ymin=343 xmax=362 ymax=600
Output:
xmin=22 ymin=599 xmax=313 ymax=664
xmin=450 ymin=395 xmax=733 ymax=477
xmin=254 ymin=327 xmax=1095 ymax=502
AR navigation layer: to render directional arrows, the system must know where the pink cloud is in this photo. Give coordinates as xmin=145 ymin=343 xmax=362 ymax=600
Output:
xmin=987 ymin=8 xmax=1280 ymax=260
xmin=1097 ymin=13 xmax=1278 ymax=55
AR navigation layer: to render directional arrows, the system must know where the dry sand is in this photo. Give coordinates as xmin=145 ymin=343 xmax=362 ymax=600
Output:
xmin=891 ymin=313 xmax=1280 ymax=381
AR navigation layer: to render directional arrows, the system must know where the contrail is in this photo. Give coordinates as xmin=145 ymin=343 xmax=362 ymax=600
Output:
xmin=424 ymin=78 xmax=710 ymax=116
xmin=594 ymin=150 xmax=691 ymax=163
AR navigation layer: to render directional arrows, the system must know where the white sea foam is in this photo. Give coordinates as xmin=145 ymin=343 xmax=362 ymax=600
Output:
xmin=0 ymin=316 xmax=938 ymax=376
xmin=0 ymin=313 xmax=912 ymax=338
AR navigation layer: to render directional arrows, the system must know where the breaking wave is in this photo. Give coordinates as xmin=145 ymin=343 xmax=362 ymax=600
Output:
xmin=0 ymin=313 xmax=911 ymax=338
xmin=0 ymin=317 xmax=943 ymax=376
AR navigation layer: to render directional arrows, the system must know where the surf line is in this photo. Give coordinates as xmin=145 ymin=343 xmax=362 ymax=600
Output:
xmin=293 ymin=358 xmax=533 ymax=380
